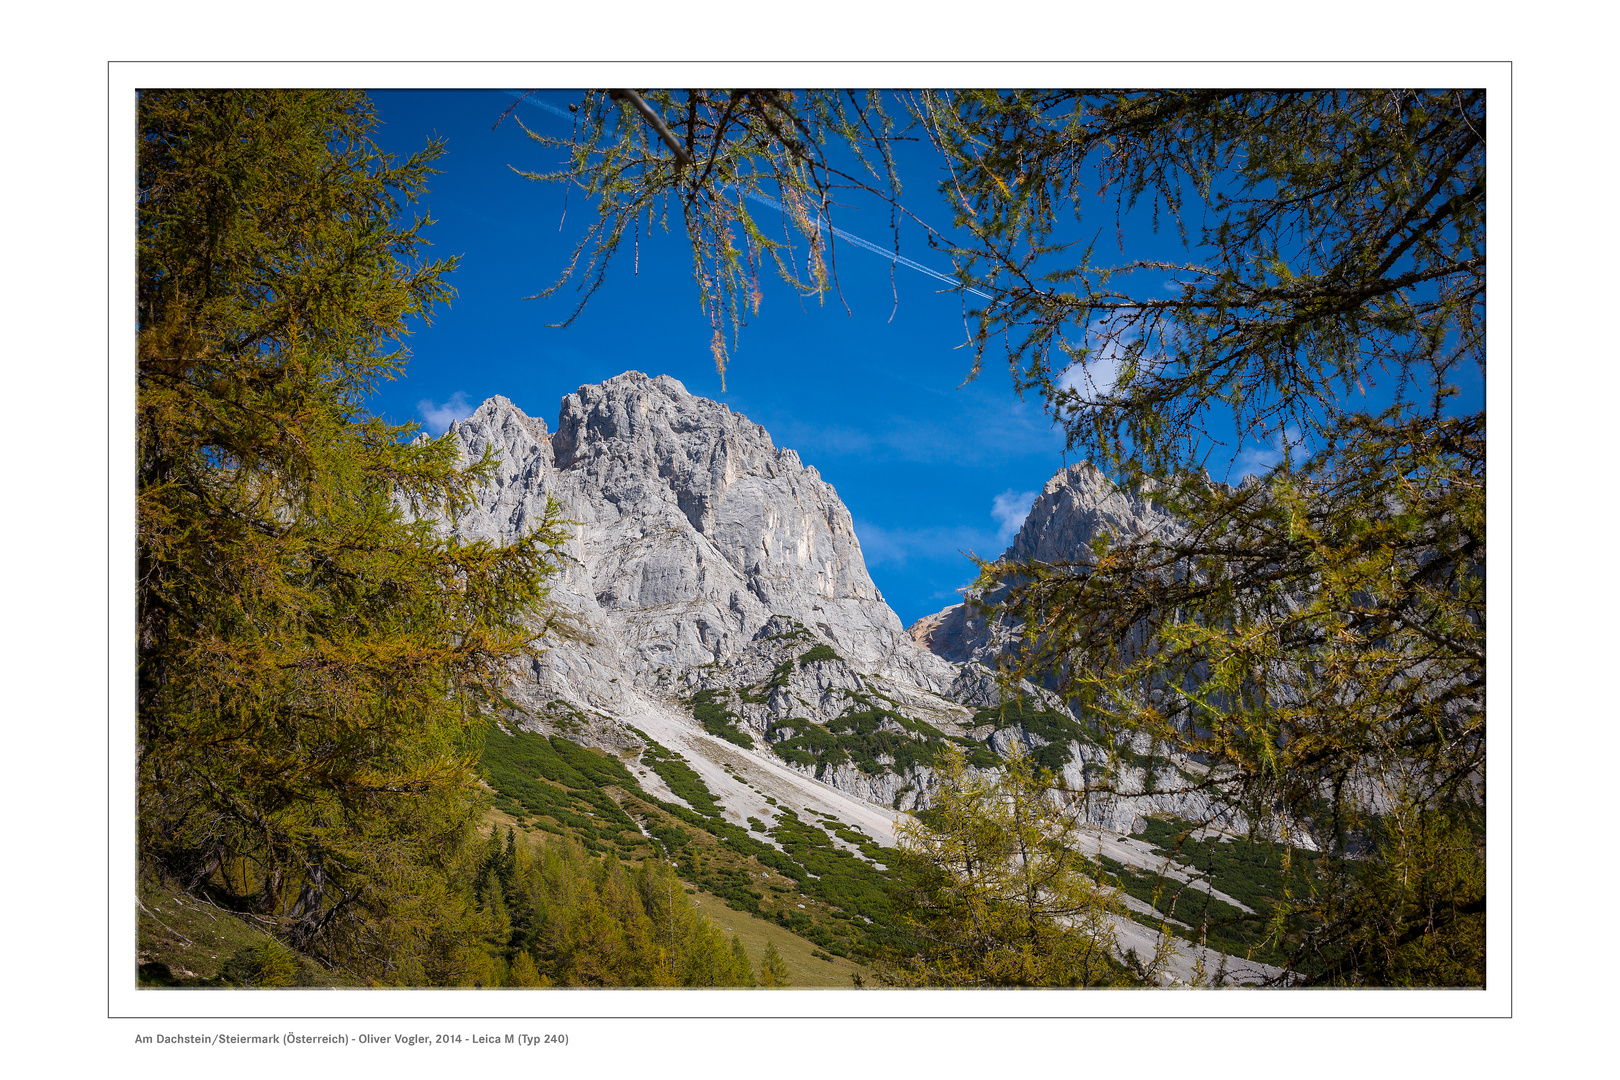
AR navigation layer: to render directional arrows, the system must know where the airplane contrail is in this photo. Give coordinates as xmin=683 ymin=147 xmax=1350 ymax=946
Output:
xmin=505 ymin=91 xmax=993 ymax=301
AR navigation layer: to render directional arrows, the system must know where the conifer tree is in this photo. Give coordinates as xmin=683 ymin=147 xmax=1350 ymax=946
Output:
xmin=137 ymin=88 xmax=569 ymax=983
xmin=502 ymin=827 xmax=518 ymax=891
xmin=508 ymin=948 xmax=545 ymax=987
xmin=888 ymin=745 xmax=1134 ymax=986
xmin=729 ymin=934 xmax=758 ymax=987
xmin=759 ymin=940 xmax=790 ymax=987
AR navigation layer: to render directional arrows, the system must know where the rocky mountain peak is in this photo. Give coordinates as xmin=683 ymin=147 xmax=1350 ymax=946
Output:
xmin=549 ymin=370 xmax=812 ymax=538
xmin=907 ymin=461 xmax=1178 ymax=667
xmin=436 ymin=374 xmax=957 ymax=716
xmin=1005 ymin=461 xmax=1176 ymax=564
xmin=442 ymin=395 xmax=554 ymax=545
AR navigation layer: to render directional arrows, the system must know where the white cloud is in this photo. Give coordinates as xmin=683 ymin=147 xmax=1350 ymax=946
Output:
xmin=991 ymin=488 xmax=1038 ymax=546
xmin=417 ymin=391 xmax=475 ymax=435
xmin=1233 ymin=443 xmax=1283 ymax=477
xmin=1234 ymin=424 xmax=1308 ymax=479
xmin=1057 ymin=315 xmax=1135 ymax=398
xmin=1059 ymin=351 xmax=1120 ymax=398
xmin=852 ymin=491 xmax=1037 ymax=574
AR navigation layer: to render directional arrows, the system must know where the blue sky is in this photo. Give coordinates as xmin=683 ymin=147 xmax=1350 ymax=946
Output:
xmin=362 ymin=90 xmax=1481 ymax=627
xmin=363 ymin=89 xmax=1084 ymax=625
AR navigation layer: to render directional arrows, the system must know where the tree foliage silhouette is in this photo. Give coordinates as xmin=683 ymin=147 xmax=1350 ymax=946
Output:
xmin=138 ymin=89 xmax=569 ymax=982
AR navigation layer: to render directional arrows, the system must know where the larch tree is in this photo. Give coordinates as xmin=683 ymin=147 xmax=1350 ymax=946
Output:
xmin=137 ymin=89 xmax=570 ymax=983
xmin=519 ymin=88 xmax=1487 ymax=986
xmin=885 ymin=743 xmax=1146 ymax=987
xmin=759 ymin=939 xmax=790 ymax=986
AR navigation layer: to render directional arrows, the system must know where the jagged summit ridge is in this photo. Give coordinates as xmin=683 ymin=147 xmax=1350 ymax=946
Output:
xmin=440 ymin=372 xmax=957 ymax=715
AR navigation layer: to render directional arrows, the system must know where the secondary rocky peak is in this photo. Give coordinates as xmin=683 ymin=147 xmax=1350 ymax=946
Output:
xmin=907 ymin=461 xmax=1180 ymax=669
xmin=443 ymin=395 xmax=555 ymax=546
xmin=455 ymin=395 xmax=552 ymax=464
xmin=1005 ymin=461 xmax=1177 ymax=564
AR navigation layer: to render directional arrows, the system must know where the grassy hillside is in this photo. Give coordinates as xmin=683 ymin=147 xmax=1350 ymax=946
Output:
xmin=135 ymin=720 xmax=903 ymax=989
xmin=688 ymin=888 xmax=875 ymax=987
xmin=138 ymin=723 xmax=1316 ymax=988
xmin=482 ymin=725 xmax=912 ymax=964
xmin=137 ymin=819 xmax=875 ymax=990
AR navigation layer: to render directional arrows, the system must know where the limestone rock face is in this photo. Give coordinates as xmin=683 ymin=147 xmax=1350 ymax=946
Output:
xmin=436 ymin=374 xmax=1261 ymax=843
xmin=440 ymin=372 xmax=958 ymax=723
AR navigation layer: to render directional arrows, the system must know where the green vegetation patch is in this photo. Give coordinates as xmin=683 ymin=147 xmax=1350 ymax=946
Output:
xmin=479 ymin=723 xmax=915 ymax=963
xmin=480 ymin=729 xmax=648 ymax=855
xmin=972 ymin=697 xmax=1190 ymax=780
xmin=766 ymin=809 xmax=900 ymax=952
xmin=634 ymin=733 xmax=727 ymax=818
xmin=651 ymin=796 xmax=897 ymax=957
xmin=760 ymin=620 xmax=816 ymax=644
xmin=1133 ymin=817 xmax=1323 ymax=916
xmin=621 ymin=755 xmax=906 ymax=956
xmin=797 ymin=643 xmax=840 ymax=667
xmin=824 ymin=709 xmax=941 ymax=773
xmin=1100 ymin=816 xmax=1331 ymax=968
xmin=952 ymin=736 xmax=1002 ymax=769
xmin=688 ymin=688 xmax=755 ymax=748
xmin=769 ymin=720 xmax=844 ymax=773
xmin=769 ymin=692 xmax=954 ymax=778
xmin=970 ymin=696 xmax=1100 ymax=771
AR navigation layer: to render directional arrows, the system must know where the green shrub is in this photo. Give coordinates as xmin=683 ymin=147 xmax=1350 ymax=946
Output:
xmin=480 ymin=730 xmax=647 ymax=851
xmin=797 ymin=644 xmax=839 ymax=666
xmin=969 ymin=696 xmax=1099 ymax=770
xmin=636 ymin=735 xmax=727 ymax=817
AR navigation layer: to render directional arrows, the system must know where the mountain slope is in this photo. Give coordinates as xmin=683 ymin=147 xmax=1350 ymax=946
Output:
xmin=433 ymin=373 xmax=1290 ymax=984
xmin=438 ymin=374 xmax=974 ymax=820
